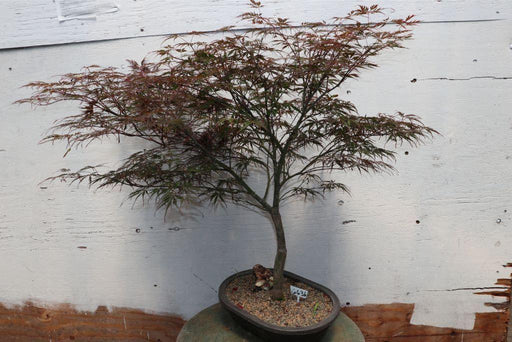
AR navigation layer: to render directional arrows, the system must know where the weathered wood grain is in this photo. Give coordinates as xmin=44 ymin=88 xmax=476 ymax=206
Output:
xmin=342 ymin=304 xmax=508 ymax=342
xmin=1 ymin=0 xmax=510 ymax=49
xmin=0 ymin=298 xmax=506 ymax=342
xmin=342 ymin=271 xmax=512 ymax=341
xmin=0 ymin=302 xmax=185 ymax=342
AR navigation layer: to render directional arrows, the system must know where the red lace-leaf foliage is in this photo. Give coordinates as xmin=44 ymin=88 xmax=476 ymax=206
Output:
xmin=17 ymin=3 xmax=434 ymax=214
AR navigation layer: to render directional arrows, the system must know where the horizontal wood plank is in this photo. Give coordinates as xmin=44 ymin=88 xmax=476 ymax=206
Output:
xmin=1 ymin=0 xmax=510 ymax=49
xmin=0 ymin=302 xmax=185 ymax=342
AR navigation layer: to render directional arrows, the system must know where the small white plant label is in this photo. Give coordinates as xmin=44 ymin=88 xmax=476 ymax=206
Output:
xmin=290 ymin=285 xmax=308 ymax=302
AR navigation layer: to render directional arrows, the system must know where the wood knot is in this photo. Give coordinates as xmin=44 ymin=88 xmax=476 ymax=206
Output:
xmin=38 ymin=309 xmax=52 ymax=322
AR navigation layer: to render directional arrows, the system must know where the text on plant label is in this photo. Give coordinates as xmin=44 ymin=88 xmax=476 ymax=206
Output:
xmin=290 ymin=285 xmax=308 ymax=302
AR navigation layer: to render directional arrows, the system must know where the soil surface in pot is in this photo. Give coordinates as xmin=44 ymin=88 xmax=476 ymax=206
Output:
xmin=226 ymin=274 xmax=333 ymax=328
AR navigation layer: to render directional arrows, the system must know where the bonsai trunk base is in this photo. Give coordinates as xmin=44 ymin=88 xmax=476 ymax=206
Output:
xmin=269 ymin=285 xmax=284 ymax=300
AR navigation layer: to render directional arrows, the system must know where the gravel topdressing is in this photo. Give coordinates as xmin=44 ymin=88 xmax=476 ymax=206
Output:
xmin=226 ymin=274 xmax=333 ymax=328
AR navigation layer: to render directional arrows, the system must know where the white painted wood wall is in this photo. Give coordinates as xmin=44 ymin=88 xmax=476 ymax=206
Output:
xmin=1 ymin=0 xmax=512 ymax=330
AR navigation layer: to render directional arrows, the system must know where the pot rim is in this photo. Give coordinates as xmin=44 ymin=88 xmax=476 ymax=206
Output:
xmin=218 ymin=269 xmax=341 ymax=335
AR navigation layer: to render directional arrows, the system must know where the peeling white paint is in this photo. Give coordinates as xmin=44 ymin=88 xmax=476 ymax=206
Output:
xmin=56 ymin=0 xmax=120 ymax=22
xmin=1 ymin=0 xmax=512 ymax=332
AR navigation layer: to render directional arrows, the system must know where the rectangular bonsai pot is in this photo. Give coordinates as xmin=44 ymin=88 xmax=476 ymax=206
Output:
xmin=218 ymin=269 xmax=341 ymax=342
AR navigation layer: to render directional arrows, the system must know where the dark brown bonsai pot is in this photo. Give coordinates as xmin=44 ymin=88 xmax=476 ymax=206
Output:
xmin=218 ymin=269 xmax=341 ymax=342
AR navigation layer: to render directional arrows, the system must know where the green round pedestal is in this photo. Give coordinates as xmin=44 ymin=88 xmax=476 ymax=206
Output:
xmin=177 ymin=303 xmax=364 ymax=342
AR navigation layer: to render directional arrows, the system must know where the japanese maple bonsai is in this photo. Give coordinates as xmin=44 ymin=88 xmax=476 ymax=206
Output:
xmin=19 ymin=1 xmax=434 ymax=313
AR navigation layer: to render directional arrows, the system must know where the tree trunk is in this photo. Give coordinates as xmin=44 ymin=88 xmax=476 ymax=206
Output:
xmin=270 ymin=207 xmax=287 ymax=300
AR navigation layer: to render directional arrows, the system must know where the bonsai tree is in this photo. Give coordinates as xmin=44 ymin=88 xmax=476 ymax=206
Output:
xmin=18 ymin=2 xmax=436 ymax=300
